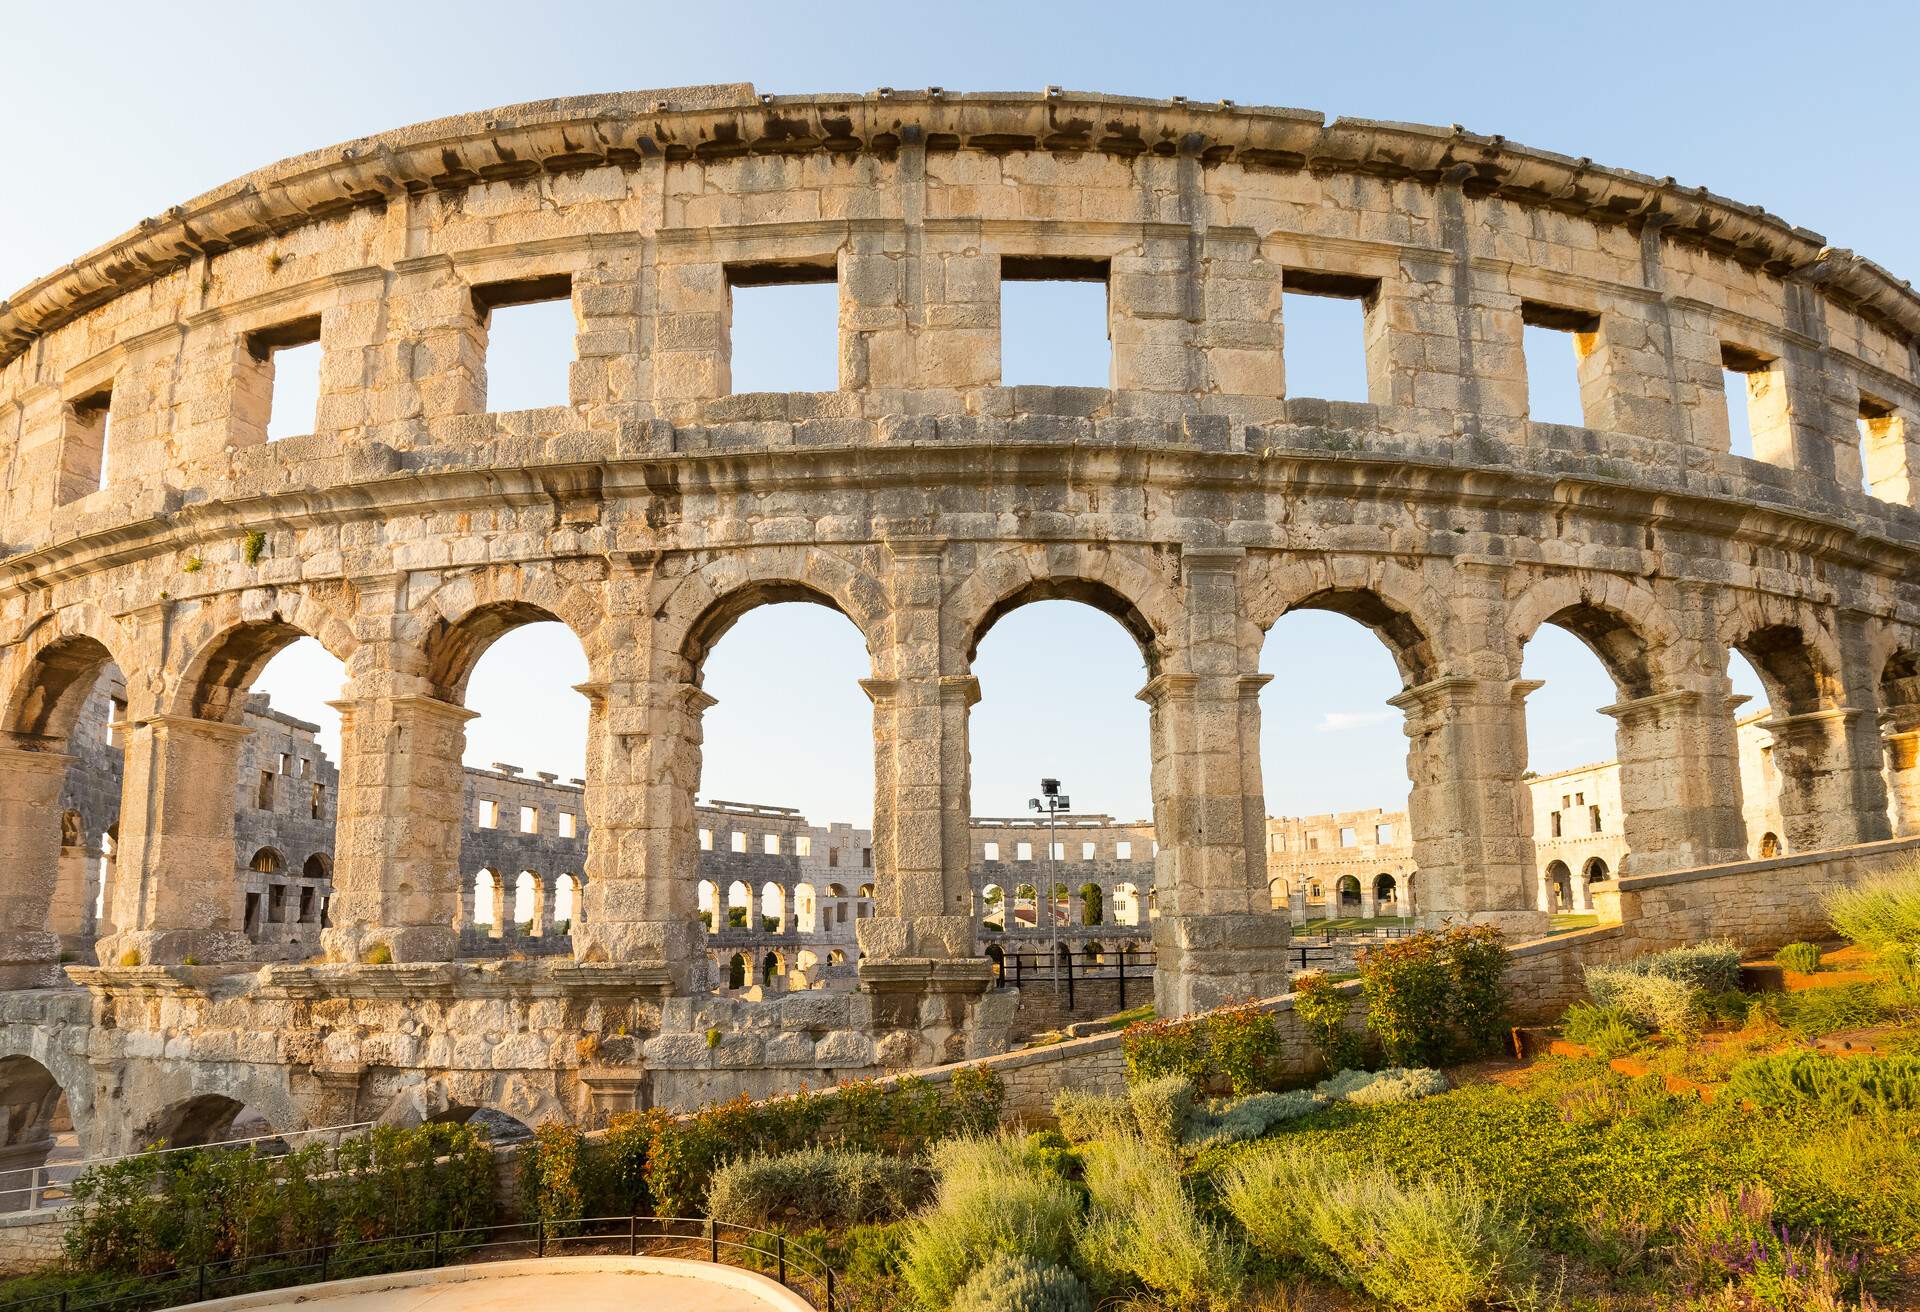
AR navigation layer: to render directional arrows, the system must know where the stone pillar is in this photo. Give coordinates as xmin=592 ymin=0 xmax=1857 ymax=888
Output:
xmin=1390 ymin=676 xmax=1548 ymax=937
xmin=860 ymin=539 xmax=993 ymax=1015
xmin=1884 ymin=722 xmax=1920 ymax=838
xmin=1762 ymin=708 xmax=1887 ymax=852
xmin=322 ymin=692 xmax=476 ymax=964
xmin=0 ymin=749 xmax=70 ymax=988
xmin=98 ymin=716 xmax=253 ymax=965
xmin=1601 ymin=687 xmax=1747 ymax=874
xmin=1287 ymin=888 xmax=1306 ymax=921
xmin=1572 ymin=869 xmax=1594 ymax=913
xmin=571 ymin=669 xmax=703 ymax=994
xmin=1361 ymin=888 xmax=1377 ymax=920
xmin=1148 ymin=548 xmax=1291 ymax=1016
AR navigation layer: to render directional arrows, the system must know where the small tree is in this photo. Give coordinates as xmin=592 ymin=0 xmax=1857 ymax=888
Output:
xmin=1079 ymin=882 xmax=1104 ymax=926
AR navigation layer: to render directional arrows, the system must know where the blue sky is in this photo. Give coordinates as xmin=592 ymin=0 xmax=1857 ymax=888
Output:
xmin=9 ymin=0 xmax=1905 ymax=825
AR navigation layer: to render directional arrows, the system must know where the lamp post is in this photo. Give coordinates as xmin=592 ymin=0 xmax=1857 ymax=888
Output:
xmin=1029 ymin=778 xmax=1070 ymax=997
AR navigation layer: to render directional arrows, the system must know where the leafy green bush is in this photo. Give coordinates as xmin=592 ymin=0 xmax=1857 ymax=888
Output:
xmin=1076 ymin=1135 xmax=1243 ymax=1309
xmin=1129 ymin=1074 xmax=1197 ymax=1151
xmin=1776 ymin=941 xmax=1824 ymax=974
xmin=1559 ymin=1000 xmax=1648 ymax=1057
xmin=1205 ymin=1003 xmax=1283 ymax=1095
xmin=1344 ymin=1068 xmax=1450 ymax=1107
xmin=1292 ymin=970 xmax=1363 ymax=1072
xmin=707 ymin=1145 xmax=927 ymax=1227
xmin=899 ymin=1134 xmax=1081 ymax=1310
xmin=1824 ymin=865 xmax=1920 ymax=950
xmin=1121 ymin=1015 xmax=1210 ymax=1085
xmin=950 ymin=1253 xmax=1092 ymax=1312
xmin=1359 ymin=932 xmax=1454 ymax=1066
xmin=1185 ymin=1089 xmax=1327 ymax=1148
xmin=1218 ymin=1145 xmax=1538 ymax=1312
xmin=63 ymin=1122 xmax=496 ymax=1277
xmin=1051 ymin=1088 xmax=1135 ymax=1144
xmin=519 ymin=1123 xmax=584 ymax=1228
xmin=1442 ymin=924 xmax=1512 ymax=1058
xmin=1724 ymin=1050 xmax=1920 ymax=1115
xmin=1757 ymin=981 xmax=1893 ymax=1038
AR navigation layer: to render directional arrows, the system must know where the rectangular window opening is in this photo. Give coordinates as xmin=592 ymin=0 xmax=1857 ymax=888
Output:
xmin=310 ymin=784 xmax=324 ymax=820
xmin=795 ymin=835 xmax=811 ymax=857
xmin=475 ymin=275 xmax=575 ymax=413
xmin=1339 ymin=826 xmax=1358 ymax=848
xmin=1376 ymin=823 xmax=1393 ymax=845
xmin=1859 ymin=393 xmax=1900 ymax=499
xmin=1081 ymin=841 xmax=1096 ymax=860
xmin=1016 ymin=842 xmax=1033 ymax=862
xmin=1282 ymin=272 xmax=1378 ymax=403
xmin=1116 ymin=841 xmax=1133 ymax=860
xmin=1520 ymin=302 xmax=1598 ymax=427
xmin=1720 ymin=343 xmax=1777 ymax=461
xmin=58 ymin=387 xmax=113 ymax=506
xmin=764 ymin=833 xmax=781 ymax=855
xmin=727 ymin=263 xmax=839 ymax=394
xmin=246 ymin=317 xmax=323 ymax=442
xmin=1589 ymin=803 xmax=1602 ymax=833
xmin=1000 ymin=256 xmax=1110 ymax=388
xmin=256 ymin=771 xmax=275 ymax=810
xmin=983 ymin=841 xmax=1000 ymax=862
xmin=478 ymin=799 xmax=499 ymax=830
xmin=699 ymin=828 xmax=714 ymax=851
xmin=559 ymin=811 xmax=578 ymax=839
xmin=731 ymin=831 xmax=748 ymax=854
xmin=1551 ymin=811 xmax=1563 ymax=838
xmin=519 ymin=805 xmax=538 ymax=835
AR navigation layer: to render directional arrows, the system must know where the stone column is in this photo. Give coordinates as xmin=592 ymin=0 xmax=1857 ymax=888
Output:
xmin=1884 ymin=721 xmax=1920 ymax=838
xmin=1389 ymin=676 xmax=1548 ymax=937
xmin=1361 ymin=887 xmax=1377 ymax=920
xmin=0 ymin=749 xmax=70 ymax=988
xmin=1287 ymin=888 xmax=1306 ymax=921
xmin=97 ymin=715 xmax=253 ymax=965
xmin=571 ymin=668 xmax=705 ymax=993
xmin=1147 ymin=548 xmax=1291 ymax=1016
xmin=1762 ymin=708 xmax=1886 ymax=852
xmin=322 ymin=691 xmax=476 ymax=964
xmin=1572 ymin=869 xmax=1593 ymax=913
xmin=1601 ymin=686 xmax=1747 ymax=874
xmin=860 ymin=539 xmax=993 ymax=1015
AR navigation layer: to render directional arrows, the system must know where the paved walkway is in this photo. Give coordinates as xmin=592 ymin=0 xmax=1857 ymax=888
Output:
xmin=187 ymin=1257 xmax=816 ymax=1312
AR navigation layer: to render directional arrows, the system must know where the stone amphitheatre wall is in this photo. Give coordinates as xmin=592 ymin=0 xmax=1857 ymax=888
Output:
xmin=4 ymin=85 xmax=1920 ymax=1154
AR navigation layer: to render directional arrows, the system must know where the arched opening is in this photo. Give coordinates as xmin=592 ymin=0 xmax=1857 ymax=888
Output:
xmin=1374 ymin=872 xmax=1398 ymax=911
xmin=0 ymin=1056 xmax=77 ymax=1211
xmin=727 ymin=951 xmax=748 ymax=990
xmin=137 ymin=1094 xmax=278 ymax=1150
xmin=760 ymin=949 xmax=784 ymax=990
xmin=1543 ymin=859 xmax=1573 ymax=912
xmin=1113 ymin=882 xmax=1141 ymax=927
xmin=471 ymin=869 xmax=501 ymax=938
xmin=793 ymin=882 xmax=817 ymax=934
xmin=1878 ymin=648 xmax=1920 ymax=837
xmin=1520 ymin=612 xmax=1638 ymax=899
xmin=980 ymin=883 xmax=1005 ymax=933
xmin=1267 ymin=878 xmax=1289 ymax=911
xmin=1729 ymin=647 xmax=1784 ymax=856
xmin=985 ymin=942 xmax=1005 ymax=983
xmin=726 ymin=880 xmax=751 ymax=931
xmin=1260 ymin=597 xmax=1423 ymax=928
xmin=760 ymin=882 xmax=786 ymax=934
xmin=435 ymin=611 xmax=591 ymax=955
xmin=513 ymin=871 xmax=542 ymax=936
xmin=697 ymin=880 xmax=718 ymax=931
xmin=236 ymin=633 xmax=347 ymax=960
xmin=553 ymin=873 xmax=580 ymax=932
xmin=427 ymin=1104 xmax=535 ymax=1144
xmin=969 ymin=589 xmax=1155 ymax=1011
xmin=1582 ymin=856 xmax=1610 ymax=885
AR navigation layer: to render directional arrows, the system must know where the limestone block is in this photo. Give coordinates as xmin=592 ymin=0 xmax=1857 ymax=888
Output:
xmin=813 ymin=1030 xmax=876 ymax=1068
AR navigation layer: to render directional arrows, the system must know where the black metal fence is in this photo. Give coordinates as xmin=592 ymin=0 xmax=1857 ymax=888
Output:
xmin=0 ymin=1216 xmax=835 ymax=1312
xmin=988 ymin=944 xmax=1156 ymax=1011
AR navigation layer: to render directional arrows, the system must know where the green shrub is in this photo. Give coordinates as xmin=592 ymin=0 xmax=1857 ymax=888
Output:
xmin=519 ymin=1122 xmax=584 ymax=1228
xmin=1219 ymin=1146 xmax=1538 ymax=1312
xmin=1441 ymin=924 xmax=1512 ymax=1058
xmin=707 ymin=1145 xmax=927 ymax=1228
xmin=1051 ymin=1088 xmax=1134 ymax=1145
xmin=1359 ymin=932 xmax=1455 ymax=1066
xmin=946 ymin=1066 xmax=1007 ymax=1136
xmin=1204 ymin=1002 xmax=1283 ymax=1095
xmin=899 ymin=1134 xmax=1081 ymax=1310
xmin=1585 ymin=965 xmax=1706 ymax=1036
xmin=1185 ymin=1089 xmax=1325 ymax=1148
xmin=1292 ymin=970 xmax=1362 ymax=1072
xmin=1724 ymin=1049 xmax=1920 ymax=1115
xmin=1559 ymin=1000 xmax=1648 ymax=1057
xmin=950 ymin=1253 xmax=1092 ymax=1312
xmin=640 ymin=1090 xmax=828 ymax=1217
xmin=1128 ymin=1074 xmax=1196 ymax=1151
xmin=1776 ymin=941 xmax=1824 ymax=974
xmin=1824 ymin=865 xmax=1920 ymax=949
xmin=1121 ymin=1014 xmax=1209 ymax=1085
xmin=1344 ymin=1068 xmax=1449 ymax=1107
xmin=1765 ymin=981 xmax=1893 ymax=1038
xmin=1076 ymin=1135 xmax=1243 ymax=1309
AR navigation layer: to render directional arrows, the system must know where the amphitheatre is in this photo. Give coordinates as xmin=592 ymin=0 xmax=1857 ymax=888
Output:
xmin=2 ymin=80 xmax=1919 ymax=1209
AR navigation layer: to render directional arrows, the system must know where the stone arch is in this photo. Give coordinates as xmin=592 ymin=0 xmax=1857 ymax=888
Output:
xmin=696 ymin=879 xmax=719 ymax=930
xmin=513 ymin=871 xmax=543 ymax=934
xmin=1244 ymin=557 xmax=1450 ymax=687
xmin=168 ymin=594 xmax=356 ymax=723
xmin=471 ymin=869 xmax=501 ymax=936
xmin=302 ymin=853 xmax=331 ymax=881
xmin=0 ymin=628 xmax=127 ymax=750
xmin=1266 ymin=877 xmax=1289 ymax=910
xmin=414 ymin=581 xmax=599 ymax=706
xmin=760 ymin=949 xmax=784 ymax=989
xmin=1374 ymin=872 xmax=1398 ymax=904
xmin=979 ymin=883 xmax=1005 ymax=930
xmin=658 ymin=548 xmax=890 ymax=685
xmin=1582 ymin=856 xmax=1610 ymax=883
xmin=249 ymin=847 xmax=284 ymax=875
xmin=727 ymin=951 xmax=748 ymax=989
xmin=726 ymin=880 xmax=751 ymax=929
xmin=953 ymin=553 xmax=1174 ymax=675
xmin=1544 ymin=859 xmax=1573 ymax=911
xmin=759 ymin=881 xmax=786 ymax=933
xmin=134 ymin=1074 xmax=302 ymax=1150
xmin=1758 ymin=831 xmax=1781 ymax=858
xmin=1507 ymin=574 xmax=1681 ymax=700
xmin=1716 ymin=598 xmax=1847 ymax=716
xmin=1335 ymin=874 xmax=1362 ymax=910
xmin=554 ymin=873 xmax=581 ymax=928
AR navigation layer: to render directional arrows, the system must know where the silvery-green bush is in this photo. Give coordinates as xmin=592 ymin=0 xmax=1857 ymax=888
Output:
xmin=949 ymin=1253 xmax=1092 ymax=1312
xmin=705 ymin=1145 xmax=925 ymax=1228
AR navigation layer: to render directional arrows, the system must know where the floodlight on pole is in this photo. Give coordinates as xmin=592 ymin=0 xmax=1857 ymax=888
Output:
xmin=1029 ymin=779 xmax=1070 ymax=998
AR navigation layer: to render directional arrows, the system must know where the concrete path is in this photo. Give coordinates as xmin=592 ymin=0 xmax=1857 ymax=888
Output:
xmin=183 ymin=1256 xmax=817 ymax=1312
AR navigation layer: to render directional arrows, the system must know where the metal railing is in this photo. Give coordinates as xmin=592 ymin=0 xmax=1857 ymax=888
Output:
xmin=0 ymin=1123 xmax=375 ymax=1216
xmin=0 ymin=1215 xmax=835 ymax=1311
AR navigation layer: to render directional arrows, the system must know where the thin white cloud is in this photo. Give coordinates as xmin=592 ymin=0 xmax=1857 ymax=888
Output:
xmin=1315 ymin=709 xmax=1397 ymax=733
